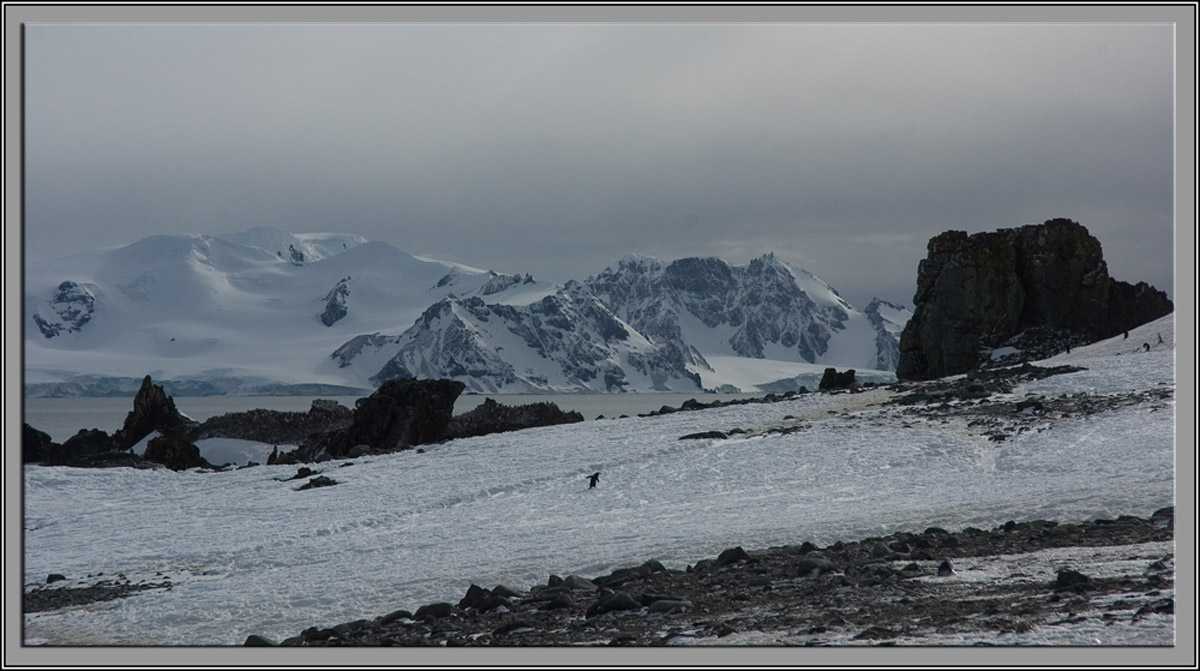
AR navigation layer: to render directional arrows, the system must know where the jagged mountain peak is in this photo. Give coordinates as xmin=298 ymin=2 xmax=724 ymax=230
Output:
xmin=340 ymin=281 xmax=698 ymax=394
xmin=27 ymin=227 xmax=908 ymax=396
xmin=584 ymin=251 xmax=905 ymax=379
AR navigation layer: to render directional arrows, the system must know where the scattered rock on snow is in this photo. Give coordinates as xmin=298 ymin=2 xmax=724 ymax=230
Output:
xmin=296 ymin=476 xmax=338 ymax=491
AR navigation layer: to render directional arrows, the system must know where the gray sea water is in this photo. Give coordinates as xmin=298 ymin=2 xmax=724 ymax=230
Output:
xmin=23 ymin=392 xmax=768 ymax=444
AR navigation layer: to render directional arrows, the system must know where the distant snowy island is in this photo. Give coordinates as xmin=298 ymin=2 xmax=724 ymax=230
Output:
xmin=24 ymin=226 xmax=910 ymax=397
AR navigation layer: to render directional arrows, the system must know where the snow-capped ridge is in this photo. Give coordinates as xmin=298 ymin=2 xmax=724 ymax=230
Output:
xmin=586 ymin=252 xmax=900 ymax=376
xmin=342 ymin=284 xmax=701 ymax=394
xmin=26 ymin=227 xmax=909 ymax=395
xmin=217 ymin=226 xmax=368 ymax=263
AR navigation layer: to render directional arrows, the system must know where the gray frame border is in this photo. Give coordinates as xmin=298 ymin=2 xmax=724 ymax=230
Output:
xmin=5 ymin=2 xmax=1195 ymax=668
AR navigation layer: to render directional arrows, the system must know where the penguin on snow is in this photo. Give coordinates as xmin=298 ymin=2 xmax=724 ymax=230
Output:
xmin=587 ymin=472 xmax=601 ymax=489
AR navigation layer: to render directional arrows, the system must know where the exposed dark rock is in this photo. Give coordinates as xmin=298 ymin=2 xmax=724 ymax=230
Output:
xmin=244 ymin=634 xmax=278 ymax=646
xmin=413 ymin=602 xmax=457 ymax=620
xmin=715 ymin=546 xmax=751 ymax=567
xmin=458 ymin=584 xmax=512 ymax=613
xmin=1054 ymin=568 xmax=1094 ymax=592
xmin=679 ymin=431 xmax=728 ymax=440
xmin=585 ymin=591 xmax=642 ymax=617
xmin=23 ymin=423 xmax=56 ymax=463
xmin=46 ymin=574 xmax=67 ymax=584
xmin=445 ymin=398 xmax=583 ymax=440
xmin=296 ymin=476 xmax=338 ymax=490
xmin=320 ymin=278 xmax=351 ymax=327
xmin=255 ymin=512 xmax=1171 ymax=647
xmin=1133 ymin=598 xmax=1174 ymax=620
xmin=642 ymin=390 xmax=800 ymax=418
xmin=897 ymin=219 xmax=1173 ymax=380
xmin=32 ymin=280 xmax=96 ymax=338
xmin=191 ymin=402 xmax=352 ymax=445
xmin=143 ymin=433 xmax=210 ymax=471
xmin=37 ymin=428 xmax=117 ymax=467
xmin=113 ymin=376 xmax=198 ymax=451
xmin=330 ymin=334 xmax=394 ymax=369
xmin=818 ymin=367 xmax=857 ymax=391
xmin=339 ymin=378 xmax=463 ymax=453
xmin=269 ymin=379 xmax=465 ymax=464
xmin=24 ymin=576 xmax=172 ymax=613
xmin=796 ymin=558 xmax=837 ymax=576
xmin=378 ymin=609 xmax=412 ymax=626
xmin=562 ymin=575 xmax=598 ymax=591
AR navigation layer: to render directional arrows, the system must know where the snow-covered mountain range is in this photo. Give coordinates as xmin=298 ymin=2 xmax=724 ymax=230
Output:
xmin=24 ymin=227 xmax=911 ymax=396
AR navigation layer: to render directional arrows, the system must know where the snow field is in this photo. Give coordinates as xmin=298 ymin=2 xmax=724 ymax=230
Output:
xmin=22 ymin=315 xmax=1176 ymax=645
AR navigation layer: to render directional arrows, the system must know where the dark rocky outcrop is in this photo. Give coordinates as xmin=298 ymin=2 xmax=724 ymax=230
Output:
xmin=43 ymin=429 xmax=114 ymax=467
xmin=818 ymin=367 xmax=857 ymax=391
xmin=112 ymin=376 xmax=198 ymax=451
xmin=143 ymin=433 xmax=210 ymax=471
xmin=296 ymin=476 xmax=338 ymax=491
xmin=270 ymin=379 xmax=466 ymax=464
xmin=320 ymin=278 xmax=351 ymax=327
xmin=30 ymin=424 xmax=158 ymax=469
xmin=190 ymin=400 xmax=352 ymax=445
xmin=445 ymin=398 xmax=584 ymax=440
xmin=32 ymin=280 xmax=96 ymax=338
xmin=22 ymin=423 xmax=56 ymax=463
xmin=340 ymin=378 xmax=464 ymax=452
xmin=896 ymin=218 xmax=1173 ymax=380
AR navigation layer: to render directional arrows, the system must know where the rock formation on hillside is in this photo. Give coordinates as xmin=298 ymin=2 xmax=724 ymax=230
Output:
xmin=348 ymin=282 xmax=703 ymax=393
xmin=270 ymin=378 xmax=467 ymax=464
xmin=31 ymin=281 xmax=97 ymax=338
xmin=320 ymin=277 xmax=351 ymax=326
xmin=587 ymin=253 xmax=855 ymax=365
xmin=446 ymin=398 xmax=584 ymax=440
xmin=896 ymin=219 xmax=1173 ymax=380
xmin=112 ymin=375 xmax=199 ymax=451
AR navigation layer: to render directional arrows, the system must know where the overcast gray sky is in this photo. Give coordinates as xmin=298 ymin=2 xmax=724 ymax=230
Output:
xmin=23 ymin=20 xmax=1177 ymax=309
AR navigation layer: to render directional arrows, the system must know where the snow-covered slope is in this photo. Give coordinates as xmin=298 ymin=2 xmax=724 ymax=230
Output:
xmin=24 ymin=227 xmax=557 ymax=395
xmin=21 ymin=313 xmax=1175 ymax=646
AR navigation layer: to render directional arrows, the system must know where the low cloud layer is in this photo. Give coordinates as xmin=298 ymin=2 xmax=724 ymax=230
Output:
xmin=24 ymin=21 xmax=1176 ymax=308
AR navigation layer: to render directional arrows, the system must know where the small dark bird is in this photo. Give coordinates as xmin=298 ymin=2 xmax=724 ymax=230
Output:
xmin=587 ymin=472 xmax=601 ymax=489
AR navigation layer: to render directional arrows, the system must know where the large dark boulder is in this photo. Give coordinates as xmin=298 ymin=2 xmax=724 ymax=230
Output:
xmin=273 ymin=379 xmax=466 ymax=463
xmin=818 ymin=367 xmax=857 ymax=391
xmin=23 ymin=424 xmax=56 ymax=463
xmin=112 ymin=376 xmax=198 ymax=451
xmin=143 ymin=433 xmax=209 ymax=471
xmin=47 ymin=429 xmax=114 ymax=466
xmin=25 ymin=425 xmax=158 ymax=468
xmin=445 ymin=398 xmax=584 ymax=440
xmin=896 ymin=219 xmax=1173 ymax=380
xmin=341 ymin=378 xmax=465 ymax=453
